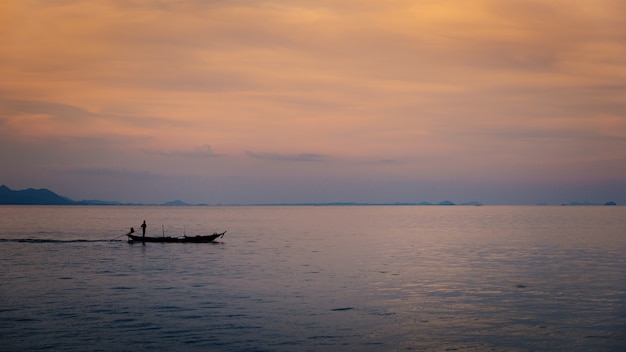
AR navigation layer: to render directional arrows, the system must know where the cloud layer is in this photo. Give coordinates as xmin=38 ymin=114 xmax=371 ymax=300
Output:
xmin=1 ymin=0 xmax=625 ymax=203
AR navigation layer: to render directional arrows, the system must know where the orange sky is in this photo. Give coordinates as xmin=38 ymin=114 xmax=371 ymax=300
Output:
xmin=1 ymin=0 xmax=625 ymax=204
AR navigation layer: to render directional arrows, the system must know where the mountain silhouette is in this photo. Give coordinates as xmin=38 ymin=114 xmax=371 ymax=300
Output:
xmin=0 ymin=185 xmax=76 ymax=205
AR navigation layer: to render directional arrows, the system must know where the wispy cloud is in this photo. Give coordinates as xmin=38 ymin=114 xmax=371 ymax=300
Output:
xmin=145 ymin=144 xmax=217 ymax=158
xmin=1 ymin=0 xmax=625 ymax=203
xmin=246 ymin=151 xmax=328 ymax=162
xmin=69 ymin=167 xmax=163 ymax=180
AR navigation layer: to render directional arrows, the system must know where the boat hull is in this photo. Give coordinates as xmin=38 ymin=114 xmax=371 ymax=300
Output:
xmin=127 ymin=231 xmax=225 ymax=243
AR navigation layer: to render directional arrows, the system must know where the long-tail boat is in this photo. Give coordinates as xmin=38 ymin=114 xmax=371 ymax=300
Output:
xmin=127 ymin=230 xmax=226 ymax=243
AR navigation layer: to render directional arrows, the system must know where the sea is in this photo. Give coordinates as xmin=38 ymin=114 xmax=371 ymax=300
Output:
xmin=1 ymin=205 xmax=625 ymax=351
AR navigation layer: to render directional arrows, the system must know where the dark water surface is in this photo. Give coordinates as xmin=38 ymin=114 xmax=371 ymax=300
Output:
xmin=1 ymin=205 xmax=625 ymax=351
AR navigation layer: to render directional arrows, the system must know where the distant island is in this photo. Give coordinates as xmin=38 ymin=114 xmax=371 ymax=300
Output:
xmin=562 ymin=201 xmax=617 ymax=206
xmin=0 ymin=186 xmax=467 ymax=206
xmin=0 ymin=185 xmax=184 ymax=206
xmin=0 ymin=184 xmax=618 ymax=206
xmin=248 ymin=200 xmax=465 ymax=206
xmin=0 ymin=185 xmax=76 ymax=205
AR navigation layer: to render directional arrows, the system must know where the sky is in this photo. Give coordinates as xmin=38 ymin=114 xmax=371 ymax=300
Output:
xmin=1 ymin=0 xmax=626 ymax=205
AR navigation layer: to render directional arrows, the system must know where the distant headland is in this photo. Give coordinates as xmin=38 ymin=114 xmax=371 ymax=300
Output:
xmin=0 ymin=185 xmax=77 ymax=205
xmin=0 ymin=185 xmax=123 ymax=205
xmin=0 ymin=185 xmax=618 ymax=206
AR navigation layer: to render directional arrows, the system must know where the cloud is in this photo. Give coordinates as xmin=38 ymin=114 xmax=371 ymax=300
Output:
xmin=1 ymin=0 xmax=625 ymax=203
xmin=145 ymin=144 xmax=217 ymax=158
xmin=69 ymin=167 xmax=162 ymax=180
xmin=0 ymin=98 xmax=186 ymax=150
xmin=246 ymin=150 xmax=328 ymax=162
xmin=0 ymin=99 xmax=95 ymax=120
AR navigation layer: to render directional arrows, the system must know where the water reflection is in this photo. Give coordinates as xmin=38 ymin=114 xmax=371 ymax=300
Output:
xmin=1 ymin=206 xmax=625 ymax=351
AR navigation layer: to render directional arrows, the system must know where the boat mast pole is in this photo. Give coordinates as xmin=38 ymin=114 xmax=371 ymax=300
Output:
xmin=162 ymin=224 xmax=165 ymax=238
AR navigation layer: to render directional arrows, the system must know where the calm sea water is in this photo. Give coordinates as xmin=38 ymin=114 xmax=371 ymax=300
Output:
xmin=1 ymin=205 xmax=625 ymax=351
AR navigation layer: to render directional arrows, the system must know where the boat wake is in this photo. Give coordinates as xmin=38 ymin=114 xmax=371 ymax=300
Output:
xmin=0 ymin=238 xmax=124 ymax=243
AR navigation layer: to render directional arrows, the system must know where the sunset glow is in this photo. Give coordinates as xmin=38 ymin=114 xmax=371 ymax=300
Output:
xmin=1 ymin=1 xmax=625 ymax=204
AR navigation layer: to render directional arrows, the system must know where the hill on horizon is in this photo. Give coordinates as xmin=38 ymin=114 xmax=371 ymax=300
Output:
xmin=0 ymin=184 xmax=619 ymax=206
xmin=0 ymin=185 xmax=76 ymax=205
xmin=0 ymin=185 xmax=192 ymax=206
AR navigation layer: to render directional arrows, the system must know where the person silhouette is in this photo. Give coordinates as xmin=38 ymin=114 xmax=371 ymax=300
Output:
xmin=141 ymin=220 xmax=147 ymax=237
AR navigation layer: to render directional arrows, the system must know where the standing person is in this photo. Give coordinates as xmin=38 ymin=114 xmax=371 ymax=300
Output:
xmin=141 ymin=220 xmax=147 ymax=237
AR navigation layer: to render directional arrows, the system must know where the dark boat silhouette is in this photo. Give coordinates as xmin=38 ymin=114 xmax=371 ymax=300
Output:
xmin=127 ymin=231 xmax=226 ymax=243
